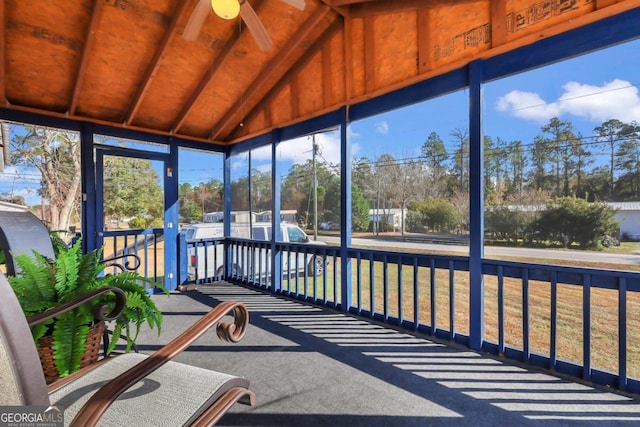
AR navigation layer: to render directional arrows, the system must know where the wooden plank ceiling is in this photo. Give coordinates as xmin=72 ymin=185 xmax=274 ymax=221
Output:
xmin=1 ymin=0 xmax=637 ymax=146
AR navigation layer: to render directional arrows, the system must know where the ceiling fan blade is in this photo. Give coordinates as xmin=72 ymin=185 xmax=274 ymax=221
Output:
xmin=182 ymin=0 xmax=210 ymax=41
xmin=280 ymin=0 xmax=306 ymax=10
xmin=240 ymin=2 xmax=273 ymax=51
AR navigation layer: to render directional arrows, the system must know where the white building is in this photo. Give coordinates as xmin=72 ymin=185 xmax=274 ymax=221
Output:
xmin=369 ymin=208 xmax=407 ymax=232
xmin=608 ymin=202 xmax=640 ymax=239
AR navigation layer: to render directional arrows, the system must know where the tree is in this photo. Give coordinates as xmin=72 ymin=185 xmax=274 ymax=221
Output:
xmin=103 ymin=157 xmax=163 ymax=228
xmin=615 ymin=121 xmax=640 ymax=200
xmin=420 ymin=132 xmax=448 ymax=198
xmin=408 ymin=198 xmax=457 ymax=233
xmin=450 ymin=128 xmax=469 ymax=192
xmin=323 ymin=180 xmax=370 ymax=231
xmin=505 ymin=140 xmax=526 ymax=197
xmin=485 ymin=206 xmax=528 ymax=244
xmin=11 ymin=126 xmax=81 ymax=232
xmin=532 ymin=196 xmax=619 ymax=248
xmin=594 ymin=119 xmax=627 ymax=200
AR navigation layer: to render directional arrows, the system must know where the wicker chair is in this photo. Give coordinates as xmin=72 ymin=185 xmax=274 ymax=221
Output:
xmin=0 ymin=271 xmax=255 ymax=426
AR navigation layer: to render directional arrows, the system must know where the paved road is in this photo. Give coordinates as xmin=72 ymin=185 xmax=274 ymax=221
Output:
xmin=316 ymin=235 xmax=640 ymax=266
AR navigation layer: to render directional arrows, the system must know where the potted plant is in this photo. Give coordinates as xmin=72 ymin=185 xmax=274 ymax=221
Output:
xmin=7 ymin=238 xmax=168 ymax=381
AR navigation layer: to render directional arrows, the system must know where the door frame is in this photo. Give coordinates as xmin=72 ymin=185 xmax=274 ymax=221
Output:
xmin=93 ymin=144 xmax=178 ymax=290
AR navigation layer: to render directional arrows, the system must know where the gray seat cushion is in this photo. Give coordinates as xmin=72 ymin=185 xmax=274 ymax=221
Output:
xmin=49 ymin=353 xmax=249 ymax=426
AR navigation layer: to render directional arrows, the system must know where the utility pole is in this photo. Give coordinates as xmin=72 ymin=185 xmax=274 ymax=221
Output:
xmin=312 ymin=134 xmax=318 ymax=241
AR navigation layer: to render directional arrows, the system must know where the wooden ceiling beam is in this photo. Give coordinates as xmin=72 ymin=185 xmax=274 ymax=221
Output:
xmin=209 ymin=4 xmax=332 ymax=140
xmin=321 ymin=41 xmax=332 ymax=106
xmin=124 ymin=0 xmax=192 ymax=126
xmin=349 ymin=0 xmax=440 ymax=18
xmin=343 ymin=8 xmax=353 ymax=110
xmin=317 ymin=0 xmax=347 ymax=17
xmin=0 ymin=0 xmax=6 ymax=105
xmin=239 ymin=17 xmax=342 ymax=135
xmin=332 ymin=0 xmax=383 ymax=6
xmin=68 ymin=0 xmax=104 ymax=115
xmin=417 ymin=7 xmax=430 ymax=74
xmin=290 ymin=75 xmax=299 ymax=118
xmin=363 ymin=14 xmax=375 ymax=93
xmin=491 ymin=0 xmax=507 ymax=47
xmin=172 ymin=0 xmax=268 ymax=134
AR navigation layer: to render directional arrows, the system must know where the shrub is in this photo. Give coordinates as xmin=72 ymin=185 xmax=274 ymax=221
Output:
xmin=531 ymin=197 xmax=619 ymax=249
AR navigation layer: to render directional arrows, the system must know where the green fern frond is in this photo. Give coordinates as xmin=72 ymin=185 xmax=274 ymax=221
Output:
xmin=9 ymin=252 xmax=56 ymax=304
xmin=106 ymin=322 xmax=122 ymax=355
xmin=51 ymin=311 xmax=90 ymax=378
xmin=30 ymin=321 xmax=52 ymax=343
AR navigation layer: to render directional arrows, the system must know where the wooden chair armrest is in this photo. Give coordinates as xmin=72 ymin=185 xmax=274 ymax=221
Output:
xmin=68 ymin=301 xmax=249 ymax=426
xmin=27 ymin=287 xmax=127 ymax=327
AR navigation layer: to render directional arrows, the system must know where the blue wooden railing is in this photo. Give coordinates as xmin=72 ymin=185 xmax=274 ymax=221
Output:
xmin=101 ymin=228 xmax=163 ymax=291
xmin=175 ymin=234 xmax=640 ymax=393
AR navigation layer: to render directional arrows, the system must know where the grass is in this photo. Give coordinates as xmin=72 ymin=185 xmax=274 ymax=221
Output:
xmin=282 ymin=254 xmax=640 ymax=380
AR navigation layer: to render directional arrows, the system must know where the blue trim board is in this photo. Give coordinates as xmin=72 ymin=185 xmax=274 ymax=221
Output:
xmin=348 ymin=69 xmax=469 ymax=123
xmin=0 ymin=108 xmax=81 ymax=131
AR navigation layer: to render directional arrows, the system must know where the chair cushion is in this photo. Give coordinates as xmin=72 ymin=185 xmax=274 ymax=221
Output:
xmin=49 ymin=353 xmax=249 ymax=426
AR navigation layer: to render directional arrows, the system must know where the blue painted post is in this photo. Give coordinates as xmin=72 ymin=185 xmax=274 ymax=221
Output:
xmin=224 ymin=149 xmax=232 ymax=278
xmin=80 ymin=123 xmax=98 ymax=253
xmin=164 ymin=141 xmax=179 ymax=291
xmin=271 ymin=129 xmax=282 ymax=292
xmin=468 ymin=60 xmax=485 ymax=351
xmin=340 ymin=107 xmax=352 ymax=312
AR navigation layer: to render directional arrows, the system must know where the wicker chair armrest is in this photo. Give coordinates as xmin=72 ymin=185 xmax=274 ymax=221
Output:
xmin=68 ymin=301 xmax=249 ymax=427
xmin=102 ymin=253 xmax=141 ymax=272
xmin=26 ymin=287 xmax=127 ymax=327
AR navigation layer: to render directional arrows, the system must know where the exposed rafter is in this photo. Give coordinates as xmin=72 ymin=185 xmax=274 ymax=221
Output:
xmin=124 ymin=1 xmax=192 ymax=126
xmin=233 ymin=18 xmax=343 ymax=141
xmin=209 ymin=4 xmax=332 ymax=140
xmin=350 ymin=0 xmax=439 ymax=17
xmin=69 ymin=0 xmax=104 ymax=115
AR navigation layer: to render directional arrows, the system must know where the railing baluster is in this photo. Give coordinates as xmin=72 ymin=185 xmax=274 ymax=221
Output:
xmin=430 ymin=258 xmax=436 ymax=335
xmin=413 ymin=257 xmax=419 ymax=331
xmin=619 ymin=276 xmax=627 ymax=390
xmin=550 ymin=270 xmax=557 ymax=370
xmin=383 ymin=254 xmax=389 ymax=321
xmin=333 ymin=254 xmax=337 ymax=306
xmin=523 ymin=268 xmax=530 ymax=363
xmin=369 ymin=253 xmax=375 ymax=318
xmin=449 ymin=260 xmax=455 ymax=341
xmin=323 ymin=252 xmax=328 ymax=304
xmin=398 ymin=257 xmax=403 ymax=325
xmin=583 ymin=273 xmax=591 ymax=381
xmin=498 ymin=265 xmax=504 ymax=355
xmin=357 ymin=253 xmax=362 ymax=314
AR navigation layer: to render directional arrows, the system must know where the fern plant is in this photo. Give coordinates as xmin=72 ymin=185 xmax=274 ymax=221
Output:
xmin=8 ymin=239 xmax=168 ymax=378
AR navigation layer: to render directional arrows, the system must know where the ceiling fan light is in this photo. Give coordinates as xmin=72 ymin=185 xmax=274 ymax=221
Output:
xmin=211 ymin=0 xmax=240 ymax=20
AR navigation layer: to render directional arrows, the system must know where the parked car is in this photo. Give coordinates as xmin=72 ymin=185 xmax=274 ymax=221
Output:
xmin=181 ymin=222 xmax=326 ymax=281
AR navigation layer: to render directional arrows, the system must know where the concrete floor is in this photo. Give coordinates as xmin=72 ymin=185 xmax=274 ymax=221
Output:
xmin=134 ymin=281 xmax=640 ymax=426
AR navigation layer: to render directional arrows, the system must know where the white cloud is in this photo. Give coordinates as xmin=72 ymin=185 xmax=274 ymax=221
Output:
xmin=375 ymin=120 xmax=389 ymax=135
xmin=496 ymin=90 xmax=560 ymax=121
xmin=496 ymin=79 xmax=640 ymax=124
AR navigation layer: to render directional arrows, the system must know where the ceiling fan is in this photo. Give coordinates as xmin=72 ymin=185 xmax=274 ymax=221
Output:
xmin=183 ymin=0 xmax=306 ymax=51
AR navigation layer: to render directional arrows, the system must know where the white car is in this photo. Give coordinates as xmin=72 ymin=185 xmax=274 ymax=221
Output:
xmin=182 ymin=222 xmax=326 ymax=281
